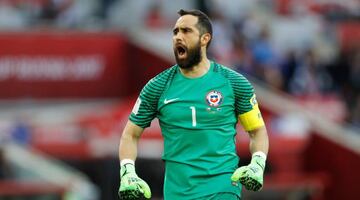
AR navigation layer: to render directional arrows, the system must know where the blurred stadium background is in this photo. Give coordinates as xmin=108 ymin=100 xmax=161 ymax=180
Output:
xmin=0 ymin=0 xmax=359 ymax=199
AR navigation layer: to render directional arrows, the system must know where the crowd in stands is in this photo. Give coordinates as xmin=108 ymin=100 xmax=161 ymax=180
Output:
xmin=0 ymin=0 xmax=113 ymax=30
xmin=0 ymin=0 xmax=358 ymax=129
xmin=202 ymin=1 xmax=360 ymax=129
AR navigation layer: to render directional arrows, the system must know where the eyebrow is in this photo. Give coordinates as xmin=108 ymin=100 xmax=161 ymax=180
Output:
xmin=173 ymin=26 xmax=193 ymax=33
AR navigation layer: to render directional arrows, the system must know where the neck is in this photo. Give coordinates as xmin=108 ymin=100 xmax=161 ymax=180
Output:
xmin=179 ymin=54 xmax=210 ymax=78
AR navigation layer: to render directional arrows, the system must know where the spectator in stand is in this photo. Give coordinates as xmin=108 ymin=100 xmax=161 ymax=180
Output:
xmin=0 ymin=147 xmax=13 ymax=180
xmin=351 ymin=96 xmax=360 ymax=129
xmin=97 ymin=0 xmax=118 ymax=19
xmin=349 ymin=49 xmax=360 ymax=94
xmin=348 ymin=48 xmax=360 ymax=128
xmin=280 ymin=50 xmax=299 ymax=92
xmin=232 ymin=33 xmax=254 ymax=76
xmin=38 ymin=0 xmax=100 ymax=29
xmin=11 ymin=118 xmax=32 ymax=146
xmin=289 ymin=48 xmax=333 ymax=96
xmin=38 ymin=0 xmax=59 ymax=24
xmin=250 ymin=25 xmax=283 ymax=90
xmin=208 ymin=9 xmax=235 ymax=67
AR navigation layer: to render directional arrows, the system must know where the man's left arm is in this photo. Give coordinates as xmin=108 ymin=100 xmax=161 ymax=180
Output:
xmin=228 ymin=72 xmax=270 ymax=191
xmin=248 ymin=126 xmax=269 ymax=156
xmin=231 ymin=125 xmax=269 ymax=191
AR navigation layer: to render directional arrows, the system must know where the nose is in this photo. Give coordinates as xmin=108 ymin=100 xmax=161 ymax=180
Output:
xmin=173 ymin=33 xmax=183 ymax=43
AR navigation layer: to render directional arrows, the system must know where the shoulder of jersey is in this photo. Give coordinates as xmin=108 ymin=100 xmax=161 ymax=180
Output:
xmin=150 ymin=65 xmax=178 ymax=83
xmin=213 ymin=62 xmax=244 ymax=79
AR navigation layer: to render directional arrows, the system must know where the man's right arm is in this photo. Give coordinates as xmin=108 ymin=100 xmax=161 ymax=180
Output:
xmin=119 ymin=120 xmax=144 ymax=161
xmin=118 ymin=68 xmax=173 ymax=199
xmin=118 ymin=120 xmax=151 ymax=199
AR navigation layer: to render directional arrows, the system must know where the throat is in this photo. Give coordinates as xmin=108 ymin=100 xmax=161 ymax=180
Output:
xmin=179 ymin=59 xmax=211 ymax=78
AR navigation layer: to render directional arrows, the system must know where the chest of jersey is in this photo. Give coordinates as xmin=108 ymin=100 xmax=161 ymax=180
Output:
xmin=157 ymin=70 xmax=236 ymax=130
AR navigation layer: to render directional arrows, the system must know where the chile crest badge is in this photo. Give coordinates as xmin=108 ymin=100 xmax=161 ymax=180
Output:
xmin=206 ymin=90 xmax=223 ymax=107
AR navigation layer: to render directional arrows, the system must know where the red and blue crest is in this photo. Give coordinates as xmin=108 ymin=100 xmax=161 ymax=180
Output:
xmin=206 ymin=90 xmax=223 ymax=107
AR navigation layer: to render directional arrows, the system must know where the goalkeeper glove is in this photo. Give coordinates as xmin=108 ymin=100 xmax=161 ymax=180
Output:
xmin=119 ymin=159 xmax=151 ymax=200
xmin=231 ymin=152 xmax=266 ymax=191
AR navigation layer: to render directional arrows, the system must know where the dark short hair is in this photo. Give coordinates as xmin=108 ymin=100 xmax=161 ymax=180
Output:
xmin=178 ymin=9 xmax=212 ymax=48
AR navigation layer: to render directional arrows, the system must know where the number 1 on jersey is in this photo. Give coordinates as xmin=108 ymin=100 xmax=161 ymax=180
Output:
xmin=190 ymin=106 xmax=197 ymax=127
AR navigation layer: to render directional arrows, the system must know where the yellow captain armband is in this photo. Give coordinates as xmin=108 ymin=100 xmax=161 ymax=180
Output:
xmin=239 ymin=104 xmax=265 ymax=131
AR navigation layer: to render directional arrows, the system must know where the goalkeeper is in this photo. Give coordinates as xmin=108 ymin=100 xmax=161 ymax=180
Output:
xmin=118 ymin=9 xmax=269 ymax=200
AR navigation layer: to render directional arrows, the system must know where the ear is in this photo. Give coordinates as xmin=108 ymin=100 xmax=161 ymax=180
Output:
xmin=201 ymin=33 xmax=211 ymax=47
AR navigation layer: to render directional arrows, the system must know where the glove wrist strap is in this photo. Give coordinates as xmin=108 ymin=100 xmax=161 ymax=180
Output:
xmin=252 ymin=151 xmax=266 ymax=170
xmin=120 ymin=159 xmax=136 ymax=177
xmin=121 ymin=159 xmax=135 ymax=166
xmin=252 ymin=151 xmax=267 ymax=160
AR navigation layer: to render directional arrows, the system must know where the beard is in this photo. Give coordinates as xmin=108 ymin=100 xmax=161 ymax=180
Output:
xmin=174 ymin=41 xmax=202 ymax=69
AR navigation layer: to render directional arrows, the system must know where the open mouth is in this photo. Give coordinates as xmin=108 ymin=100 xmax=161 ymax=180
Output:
xmin=176 ymin=45 xmax=187 ymax=59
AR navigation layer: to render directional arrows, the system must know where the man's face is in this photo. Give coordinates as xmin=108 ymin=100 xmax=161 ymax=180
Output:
xmin=172 ymin=15 xmax=202 ymax=69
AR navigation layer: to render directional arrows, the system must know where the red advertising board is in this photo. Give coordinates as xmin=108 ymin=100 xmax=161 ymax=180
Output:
xmin=0 ymin=32 xmax=129 ymax=98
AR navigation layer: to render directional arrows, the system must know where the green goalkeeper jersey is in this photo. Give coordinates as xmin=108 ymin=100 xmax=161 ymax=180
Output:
xmin=129 ymin=61 xmax=262 ymax=200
